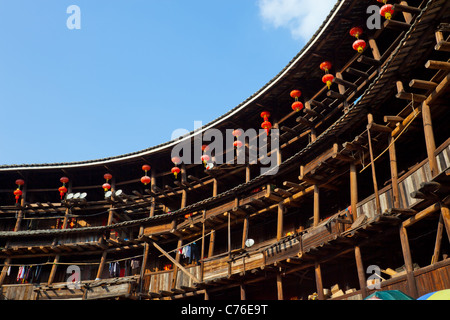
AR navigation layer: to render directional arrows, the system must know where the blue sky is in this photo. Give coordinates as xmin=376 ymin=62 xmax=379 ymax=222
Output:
xmin=0 ymin=0 xmax=335 ymax=165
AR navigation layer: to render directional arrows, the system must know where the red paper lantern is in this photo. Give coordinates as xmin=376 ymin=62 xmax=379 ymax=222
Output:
xmin=292 ymin=101 xmax=304 ymax=112
xmin=201 ymin=145 xmax=210 ymax=152
xmin=58 ymin=186 xmax=68 ymax=199
xmin=171 ymin=167 xmax=180 ymax=179
xmin=102 ymin=183 xmax=111 ymax=192
xmin=201 ymin=154 xmax=210 ymax=166
xmin=322 ymin=74 xmax=335 ymax=90
xmin=352 ymin=39 xmax=366 ymax=53
xmin=142 ymin=164 xmax=151 ymax=172
xmin=141 ymin=176 xmax=151 ymax=185
xmin=103 ymin=173 xmax=112 ymax=181
xmin=232 ymin=129 xmax=243 ymax=137
xmin=290 ymin=90 xmax=302 ymax=99
xmin=320 ymin=61 xmax=332 ymax=73
xmin=349 ymin=27 xmax=363 ymax=39
xmin=171 ymin=157 xmax=181 ymax=165
xmin=234 ymin=140 xmax=243 ymax=148
xmin=60 ymin=177 xmax=69 ymax=184
xmin=14 ymin=189 xmax=22 ymax=204
xmin=15 ymin=179 xmax=25 ymax=187
xmin=260 ymin=111 xmax=271 ymax=121
xmin=380 ymin=4 xmax=394 ymax=20
xmin=261 ymin=120 xmax=272 ymax=135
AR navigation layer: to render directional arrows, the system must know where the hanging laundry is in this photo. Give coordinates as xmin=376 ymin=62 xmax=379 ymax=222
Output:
xmin=130 ymin=258 xmax=140 ymax=270
xmin=16 ymin=266 xmax=25 ymax=282
xmin=108 ymin=261 xmax=120 ymax=277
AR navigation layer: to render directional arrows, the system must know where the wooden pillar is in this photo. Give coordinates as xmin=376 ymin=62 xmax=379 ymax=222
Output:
xmin=13 ymin=182 xmax=26 ymax=232
xmin=0 ymin=257 xmax=11 ymax=287
xmin=367 ymin=114 xmax=382 ymax=215
xmin=208 ymin=230 xmax=216 ymax=258
xmin=200 ymin=210 xmax=206 ymax=281
xmin=399 ymin=226 xmax=418 ymax=298
xmin=354 ymin=246 xmax=367 ymax=298
xmin=305 ymin=102 xmax=317 ymax=142
xmin=150 ymin=169 xmax=156 ymax=217
xmin=139 ymin=242 xmax=150 ymax=294
xmin=242 ymin=215 xmax=249 ymax=249
xmin=315 ymin=262 xmax=324 ymax=300
xmin=245 ymin=165 xmax=251 ymax=183
xmin=171 ymin=238 xmax=183 ymax=288
xmin=432 ymin=214 xmax=444 ymax=264
xmin=213 ymin=178 xmax=218 ymax=197
xmin=204 ymin=290 xmax=209 ymax=300
xmin=227 ymin=212 xmax=231 ymax=277
xmin=277 ymin=203 xmax=285 ymax=241
xmin=181 ymin=164 xmax=187 ymax=208
xmin=441 ymin=205 xmax=450 ymax=244
xmin=240 ymin=284 xmax=246 ymax=300
xmin=313 ymin=185 xmax=320 ymax=227
xmin=422 ymin=102 xmax=439 ymax=177
xmin=277 ymin=272 xmax=284 ymax=300
xmin=388 ymin=136 xmax=401 ymax=208
xmin=48 ymin=255 xmax=60 ymax=285
xmin=350 ymin=163 xmax=358 ymax=221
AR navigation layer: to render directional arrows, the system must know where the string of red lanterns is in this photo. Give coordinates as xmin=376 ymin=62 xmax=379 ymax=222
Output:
xmin=103 ymin=173 xmax=112 ymax=192
xmin=59 ymin=177 xmax=69 ymax=200
xmin=232 ymin=129 xmax=243 ymax=148
xmin=14 ymin=179 xmax=25 ymax=204
xmin=260 ymin=111 xmax=272 ymax=136
xmin=349 ymin=27 xmax=366 ymax=53
xmin=141 ymin=165 xmax=151 ymax=185
xmin=171 ymin=157 xmax=181 ymax=179
xmin=201 ymin=145 xmax=210 ymax=167
xmin=320 ymin=61 xmax=335 ymax=90
xmin=290 ymin=90 xmax=304 ymax=112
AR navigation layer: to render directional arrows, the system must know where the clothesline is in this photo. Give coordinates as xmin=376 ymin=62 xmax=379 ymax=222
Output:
xmin=0 ymin=253 xmax=144 ymax=268
xmin=157 ymin=231 xmax=213 ymax=258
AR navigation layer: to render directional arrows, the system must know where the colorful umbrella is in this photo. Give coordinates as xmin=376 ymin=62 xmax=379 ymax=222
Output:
xmin=364 ymin=290 xmax=414 ymax=300
xmin=417 ymin=289 xmax=450 ymax=300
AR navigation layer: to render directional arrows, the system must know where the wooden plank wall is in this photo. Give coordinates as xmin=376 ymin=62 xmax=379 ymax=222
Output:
xmin=0 ymin=284 xmax=36 ymax=300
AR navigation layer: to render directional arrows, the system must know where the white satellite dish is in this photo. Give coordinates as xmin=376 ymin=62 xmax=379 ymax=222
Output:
xmin=73 ymin=192 xmax=81 ymax=199
xmin=66 ymin=193 xmax=74 ymax=200
xmin=104 ymin=191 xmax=112 ymax=198
xmin=80 ymin=192 xmax=87 ymax=199
xmin=115 ymin=189 xmax=123 ymax=197
xmin=245 ymin=239 xmax=255 ymax=248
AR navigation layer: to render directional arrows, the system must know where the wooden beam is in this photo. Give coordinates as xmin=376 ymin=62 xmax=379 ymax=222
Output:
xmin=315 ymin=262 xmax=324 ymax=300
xmin=409 ymin=79 xmax=438 ymax=90
xmin=422 ymin=102 xmax=439 ymax=177
xmin=431 ymin=214 xmax=444 ymax=264
xmin=151 ymin=241 xmax=201 ymax=284
xmin=350 ymin=163 xmax=358 ymax=222
xmin=314 ymin=185 xmax=320 ymax=227
xmin=277 ymin=204 xmax=285 ymax=241
xmin=277 ymin=273 xmax=284 ymax=300
xmin=425 ymin=60 xmax=450 ymax=71
xmin=388 ymin=136 xmax=400 ymax=208
xmin=354 ymin=246 xmax=367 ymax=299
xmin=399 ymin=226 xmax=419 ymax=298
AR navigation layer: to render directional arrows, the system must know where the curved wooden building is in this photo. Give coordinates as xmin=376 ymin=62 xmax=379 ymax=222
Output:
xmin=0 ymin=0 xmax=449 ymax=300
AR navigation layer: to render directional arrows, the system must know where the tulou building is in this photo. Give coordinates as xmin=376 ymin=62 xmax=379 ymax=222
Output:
xmin=0 ymin=0 xmax=449 ymax=300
